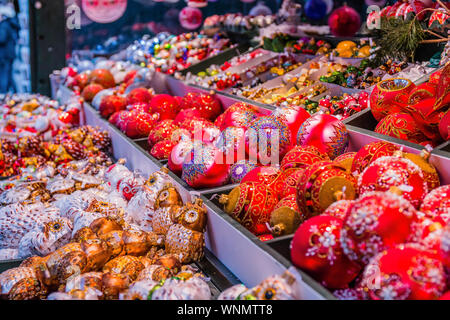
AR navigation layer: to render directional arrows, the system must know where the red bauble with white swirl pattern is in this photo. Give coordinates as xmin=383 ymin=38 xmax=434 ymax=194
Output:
xmin=296 ymin=114 xmax=349 ymax=160
xmin=357 ymin=156 xmax=429 ymax=208
xmin=340 ymin=191 xmax=418 ymax=265
xmin=291 ymin=215 xmax=361 ymax=289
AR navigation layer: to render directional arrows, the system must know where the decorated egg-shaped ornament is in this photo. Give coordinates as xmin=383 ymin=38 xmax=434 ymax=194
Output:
xmin=340 ymin=191 xmax=418 ymax=265
xmin=291 ymin=215 xmax=362 ymax=289
xmin=246 ymin=116 xmax=292 ymax=163
xmin=420 ymin=185 xmax=450 ymax=223
xmin=351 ymin=141 xmax=400 ymax=175
xmin=360 ymin=245 xmax=446 ymax=300
xmin=229 ymin=160 xmax=258 ymax=184
xmin=117 ymin=173 xmax=145 ymax=201
xmin=219 ymin=182 xmax=278 ymax=235
xmin=181 ymin=143 xmax=230 ymax=188
xmin=241 ymin=166 xmax=285 ymax=199
xmin=270 ymin=194 xmax=304 ymax=237
xmin=357 ymin=155 xmax=429 ymax=209
xmin=297 ymin=114 xmax=349 ymax=160
xmin=280 ymin=145 xmax=329 ymax=172
xmin=297 ymin=161 xmax=357 ymax=218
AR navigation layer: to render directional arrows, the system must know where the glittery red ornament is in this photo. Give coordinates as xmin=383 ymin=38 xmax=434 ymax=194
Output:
xmin=358 ymin=156 xmax=428 ymax=208
xmin=180 ymin=118 xmax=219 ymax=143
xmin=280 ymin=145 xmax=329 ymax=172
xmin=328 ymin=5 xmax=361 ymax=37
xmin=420 ymin=185 xmax=450 ymax=223
xmin=173 ymin=108 xmax=203 ymax=125
xmin=180 ymin=92 xmax=223 ymax=121
xmin=150 ymin=139 xmax=177 ymax=160
xmin=217 ymin=102 xmax=259 ymax=131
xmin=351 ymin=141 xmax=400 ymax=175
xmin=375 ymin=113 xmax=429 ymax=144
xmin=241 ymin=166 xmax=285 ymax=199
xmin=182 ymin=143 xmax=230 ymax=188
xmin=297 ymin=161 xmax=357 ymax=218
xmin=168 ymin=139 xmax=194 ymax=176
xmin=148 ymin=120 xmax=179 ymax=147
xmin=291 ymin=215 xmax=361 ymax=289
xmin=441 ymin=225 xmax=450 ymax=269
xmin=126 ymin=88 xmax=153 ymax=106
xmin=360 ymin=245 xmax=446 ymax=300
xmin=297 ymin=114 xmax=349 ymax=160
xmin=272 ymin=105 xmax=311 ymax=145
xmin=81 ymin=83 xmax=104 ymax=102
xmin=439 ymin=109 xmax=450 ymax=141
xmin=334 ymin=152 xmax=356 ymax=173
xmin=113 ymin=111 xmax=132 ymax=132
xmin=89 ymin=69 xmax=116 ymax=89
xmin=322 ymin=200 xmax=355 ymax=220
xmin=72 ymin=73 xmax=89 ymax=91
xmin=408 ymin=82 xmax=437 ymax=105
xmin=99 ymin=95 xmax=127 ymax=119
xmin=124 ymin=111 xmax=159 ymax=139
xmin=340 ymin=191 xmax=418 ymax=265
xmin=280 ymin=168 xmax=303 ymax=199
xmin=408 ymin=216 xmax=446 ymax=252
xmin=215 ymin=126 xmax=247 ymax=163
xmin=149 ymin=94 xmax=181 ymax=120
xmin=219 ymin=181 xmax=278 ymax=235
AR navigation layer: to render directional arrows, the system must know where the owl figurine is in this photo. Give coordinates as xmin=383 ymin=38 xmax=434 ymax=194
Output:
xmin=152 ymin=184 xmax=184 ymax=235
xmin=0 ymin=267 xmax=47 ymax=300
xmin=164 ymin=198 xmax=207 ymax=264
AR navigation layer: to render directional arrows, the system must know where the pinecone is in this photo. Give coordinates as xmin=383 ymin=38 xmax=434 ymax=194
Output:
xmin=62 ymin=139 xmax=87 ymax=160
xmin=90 ymin=129 xmax=111 ymax=152
xmin=17 ymin=136 xmax=43 ymax=157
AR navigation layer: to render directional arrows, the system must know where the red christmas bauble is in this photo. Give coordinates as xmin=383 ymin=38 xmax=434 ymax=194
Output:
xmin=215 ymin=126 xmax=247 ymax=163
xmin=439 ymin=109 xmax=450 ymax=141
xmin=341 ymin=191 xmax=418 ymax=265
xmin=150 ymin=139 xmax=177 ymax=160
xmin=182 ymin=143 xmax=230 ymax=188
xmin=351 ymin=141 xmax=400 ymax=175
xmin=375 ymin=113 xmax=428 ymax=144
xmin=322 ymin=200 xmax=355 ymax=220
xmin=334 ymin=152 xmax=356 ymax=173
xmin=124 ymin=111 xmax=159 ymax=139
xmin=272 ymin=105 xmax=311 ymax=145
xmin=280 ymin=145 xmax=329 ymax=172
xmin=173 ymin=108 xmax=203 ymax=125
xmin=180 ymin=92 xmax=223 ymax=121
xmin=360 ymin=245 xmax=446 ymax=300
xmin=241 ymin=166 xmax=285 ymax=199
xmin=89 ymin=69 xmax=116 ymax=89
xmin=148 ymin=120 xmax=179 ymax=147
xmin=291 ymin=215 xmax=361 ymax=289
xmin=179 ymin=6 xmax=203 ymax=30
xmin=220 ymin=181 xmax=278 ymax=235
xmin=328 ymin=5 xmax=361 ymax=37
xmin=408 ymin=217 xmax=446 ymax=252
xmin=297 ymin=114 xmax=349 ymax=160
xmin=81 ymin=83 xmax=104 ymax=102
xmin=99 ymin=95 xmax=127 ymax=119
xmin=126 ymin=88 xmax=153 ymax=106
xmin=441 ymin=225 xmax=450 ymax=269
xmin=420 ymin=185 xmax=450 ymax=223
xmin=149 ymin=94 xmax=181 ymax=120
xmin=217 ymin=102 xmax=259 ymax=131
xmin=280 ymin=168 xmax=304 ymax=199
xmin=408 ymin=82 xmax=437 ymax=105
xmin=246 ymin=116 xmax=292 ymax=162
xmin=168 ymin=139 xmax=194 ymax=176
xmin=297 ymin=161 xmax=357 ymax=218
xmin=358 ymin=156 xmax=429 ymax=208
xmin=116 ymin=111 xmax=133 ymax=132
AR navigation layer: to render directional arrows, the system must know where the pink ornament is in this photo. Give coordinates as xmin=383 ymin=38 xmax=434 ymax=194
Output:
xmin=328 ymin=5 xmax=361 ymax=37
xmin=179 ymin=7 xmax=203 ymax=30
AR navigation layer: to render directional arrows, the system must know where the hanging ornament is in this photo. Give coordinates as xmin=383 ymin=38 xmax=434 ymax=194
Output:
xmin=304 ymin=0 xmax=328 ymax=20
xmin=82 ymin=0 xmax=128 ymax=24
xmin=249 ymin=1 xmax=273 ymax=16
xmin=328 ymin=5 xmax=361 ymax=37
xmin=179 ymin=7 xmax=203 ymax=30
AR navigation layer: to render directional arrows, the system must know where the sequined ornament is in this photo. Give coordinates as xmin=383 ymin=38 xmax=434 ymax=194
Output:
xmin=229 ymin=160 xmax=258 ymax=184
xmin=357 ymin=156 xmax=429 ymax=208
xmin=297 ymin=114 xmax=349 ymax=160
xmin=179 ymin=92 xmax=222 ymax=121
xmin=217 ymin=102 xmax=259 ymax=130
xmin=126 ymin=88 xmax=153 ymax=106
xmin=270 ymin=194 xmax=304 ymax=236
xmin=181 ymin=143 xmax=230 ymax=188
xmin=246 ymin=116 xmax=292 ymax=162
xmin=149 ymin=94 xmax=181 ymax=121
xmin=219 ymin=182 xmax=278 ymax=235
xmin=62 ymin=139 xmax=87 ymax=160
xmin=124 ymin=111 xmax=159 ymax=139
xmin=370 ymin=78 xmax=415 ymax=121
xmin=375 ymin=112 xmax=429 ymax=144
xmin=351 ymin=141 xmax=400 ymax=175
xmin=280 ymin=145 xmax=329 ymax=172
xmin=360 ymin=245 xmax=446 ymax=300
xmin=296 ymin=161 xmax=357 ymax=218
xmin=99 ymin=95 xmax=128 ymax=119
xmin=272 ymin=105 xmax=311 ymax=145
xmin=291 ymin=215 xmax=361 ymax=289
xmin=241 ymin=166 xmax=285 ymax=200
xmin=420 ymin=185 xmax=450 ymax=223
xmin=340 ymin=191 xmax=418 ymax=265
xmin=148 ymin=120 xmax=179 ymax=147
xmin=150 ymin=140 xmax=177 ymax=160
